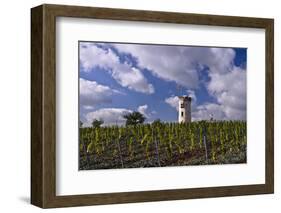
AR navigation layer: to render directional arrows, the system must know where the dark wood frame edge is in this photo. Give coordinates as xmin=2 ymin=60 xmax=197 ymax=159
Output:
xmin=31 ymin=4 xmax=274 ymax=208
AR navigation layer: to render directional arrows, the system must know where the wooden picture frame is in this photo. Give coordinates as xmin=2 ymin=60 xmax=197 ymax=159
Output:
xmin=31 ymin=4 xmax=274 ymax=208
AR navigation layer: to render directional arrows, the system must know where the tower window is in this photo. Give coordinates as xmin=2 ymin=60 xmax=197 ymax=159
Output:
xmin=181 ymin=111 xmax=184 ymax=117
xmin=181 ymin=103 xmax=184 ymax=108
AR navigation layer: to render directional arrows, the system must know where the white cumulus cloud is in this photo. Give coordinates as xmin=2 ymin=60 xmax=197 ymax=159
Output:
xmin=207 ymin=66 xmax=246 ymax=120
xmin=165 ymin=96 xmax=179 ymax=111
xmin=112 ymin=44 xmax=236 ymax=89
xmin=192 ymin=103 xmax=226 ymax=121
xmin=137 ymin=104 xmax=149 ymax=118
xmin=112 ymin=44 xmax=199 ymax=88
xmin=80 ymin=78 xmax=120 ymax=109
xmin=80 ymin=43 xmax=154 ymax=94
xmin=85 ymin=108 xmax=132 ymax=126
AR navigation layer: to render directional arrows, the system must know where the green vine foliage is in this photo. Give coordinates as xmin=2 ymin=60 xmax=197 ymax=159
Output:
xmin=80 ymin=121 xmax=247 ymax=169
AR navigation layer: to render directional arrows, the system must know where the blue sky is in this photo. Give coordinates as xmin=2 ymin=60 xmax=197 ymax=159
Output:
xmin=79 ymin=42 xmax=246 ymax=126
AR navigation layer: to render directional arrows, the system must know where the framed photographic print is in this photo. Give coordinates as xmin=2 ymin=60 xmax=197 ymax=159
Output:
xmin=31 ymin=4 xmax=274 ymax=208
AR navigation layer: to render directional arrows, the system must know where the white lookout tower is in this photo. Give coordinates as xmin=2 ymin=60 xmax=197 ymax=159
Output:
xmin=178 ymin=96 xmax=192 ymax=123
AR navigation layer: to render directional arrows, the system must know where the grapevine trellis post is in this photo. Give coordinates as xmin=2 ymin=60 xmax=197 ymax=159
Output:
xmin=116 ymin=139 xmax=124 ymax=168
xmin=83 ymin=142 xmax=90 ymax=169
xmin=152 ymin=128 xmax=161 ymax=167
xmin=155 ymin=140 xmax=161 ymax=167
xmin=203 ymin=125 xmax=208 ymax=162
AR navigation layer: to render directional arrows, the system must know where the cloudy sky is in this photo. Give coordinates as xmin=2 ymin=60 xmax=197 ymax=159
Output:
xmin=79 ymin=41 xmax=246 ymax=126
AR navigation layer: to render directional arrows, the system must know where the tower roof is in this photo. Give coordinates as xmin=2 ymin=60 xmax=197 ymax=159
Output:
xmin=178 ymin=96 xmax=192 ymax=101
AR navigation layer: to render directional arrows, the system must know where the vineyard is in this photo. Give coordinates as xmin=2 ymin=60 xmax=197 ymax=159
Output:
xmin=79 ymin=121 xmax=247 ymax=170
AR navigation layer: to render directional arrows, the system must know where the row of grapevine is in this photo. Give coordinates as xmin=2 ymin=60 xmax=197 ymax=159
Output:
xmin=79 ymin=121 xmax=247 ymax=170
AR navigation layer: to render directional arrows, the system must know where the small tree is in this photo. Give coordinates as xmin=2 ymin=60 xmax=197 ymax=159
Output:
xmin=123 ymin=111 xmax=146 ymax=126
xmin=79 ymin=120 xmax=83 ymax=128
xmin=92 ymin=119 xmax=104 ymax=128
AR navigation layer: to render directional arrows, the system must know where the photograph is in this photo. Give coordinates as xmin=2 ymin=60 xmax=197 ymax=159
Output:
xmin=78 ymin=41 xmax=247 ymax=170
